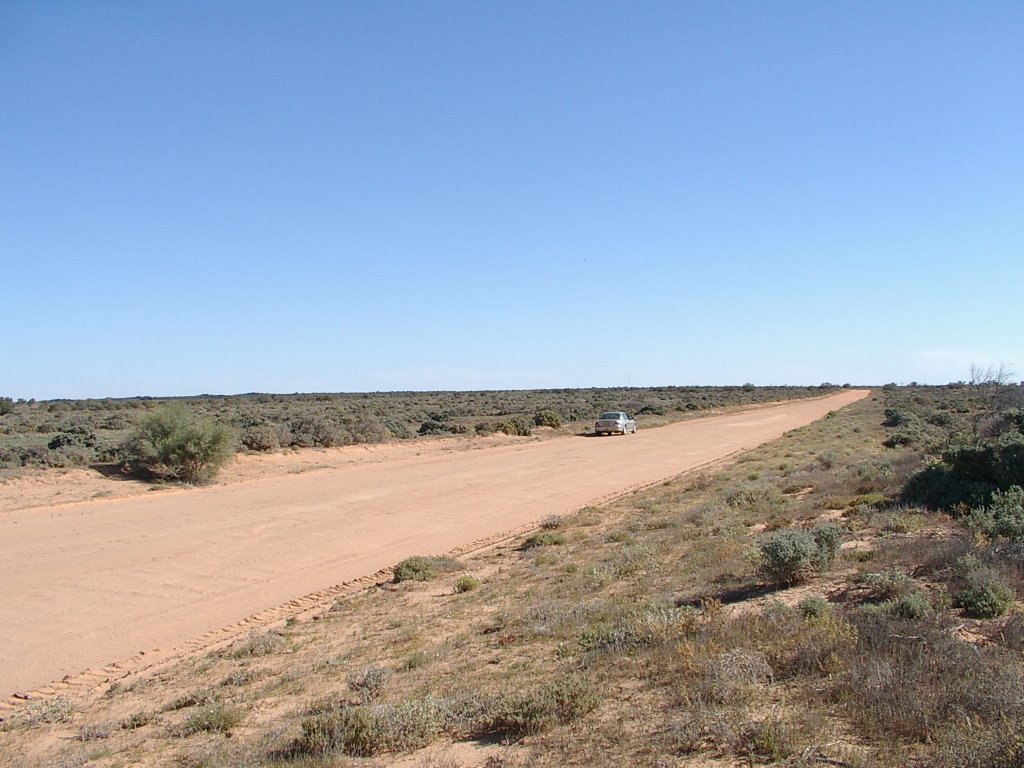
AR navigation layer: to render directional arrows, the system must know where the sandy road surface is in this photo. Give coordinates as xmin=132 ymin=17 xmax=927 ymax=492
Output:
xmin=0 ymin=390 xmax=867 ymax=696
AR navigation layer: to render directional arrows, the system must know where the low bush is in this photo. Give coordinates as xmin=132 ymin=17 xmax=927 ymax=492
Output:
xmin=496 ymin=417 xmax=533 ymax=437
xmin=965 ymin=485 xmax=1024 ymax=541
xmin=240 ymin=423 xmax=280 ymax=451
xmin=539 ymin=514 xmax=564 ymax=529
xmin=347 ymin=666 xmax=391 ymax=703
xmin=577 ymin=603 xmax=694 ymax=655
xmin=467 ymin=676 xmax=598 ymax=738
xmin=179 ymin=702 xmax=242 ymax=734
xmin=860 ymin=568 xmax=916 ymax=601
xmin=294 ymin=677 xmax=596 ymax=757
xmin=884 ymin=591 xmax=933 ymax=620
xmin=454 ymin=574 xmax=480 ymax=593
xmin=392 ymin=556 xmax=463 ymax=583
xmin=725 ymin=482 xmax=784 ymax=515
xmin=225 ymin=630 xmax=288 ymax=658
xmin=797 ymin=596 xmax=831 ymax=619
xmin=523 ymin=532 xmax=565 ymax=548
xmin=882 ymin=408 xmax=911 ymax=428
xmin=296 ymin=699 xmax=442 ymax=757
xmin=757 ymin=524 xmax=843 ymax=586
xmin=533 ymin=409 xmax=562 ymax=428
xmin=954 ymin=569 xmax=1015 ymax=618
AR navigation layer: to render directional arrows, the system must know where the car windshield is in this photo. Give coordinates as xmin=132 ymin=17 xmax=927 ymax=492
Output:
xmin=599 ymin=412 xmax=623 ymax=420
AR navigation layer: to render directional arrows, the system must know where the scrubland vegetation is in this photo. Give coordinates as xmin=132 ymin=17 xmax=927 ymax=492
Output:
xmin=5 ymin=379 xmax=1024 ymax=767
xmin=0 ymin=385 xmax=835 ymax=481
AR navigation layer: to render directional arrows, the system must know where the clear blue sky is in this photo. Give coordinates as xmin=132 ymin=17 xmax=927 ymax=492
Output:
xmin=3 ymin=1 xmax=1022 ymax=399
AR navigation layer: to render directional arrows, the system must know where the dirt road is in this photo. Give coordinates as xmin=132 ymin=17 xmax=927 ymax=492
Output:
xmin=0 ymin=390 xmax=867 ymax=697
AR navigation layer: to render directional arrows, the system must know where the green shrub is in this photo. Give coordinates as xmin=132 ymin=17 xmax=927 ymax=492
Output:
xmin=47 ymin=426 xmax=97 ymax=450
xmin=757 ymin=524 xmax=842 ymax=586
xmin=903 ymin=434 xmax=1024 ymax=510
xmin=883 ymin=408 xmax=912 ymax=427
xmin=240 ymin=423 xmax=280 ymax=451
xmin=954 ymin=570 xmax=1015 ymax=618
xmin=523 ymin=532 xmax=565 ymax=549
xmin=0 ymin=397 xmax=14 ymax=416
xmin=454 ymin=574 xmax=480 ymax=593
xmin=758 ymin=530 xmax=817 ymax=586
xmin=966 ymin=486 xmax=1024 ymax=541
xmin=811 ymin=523 xmax=843 ymax=568
xmin=577 ymin=604 xmax=694 ymax=655
xmin=496 ymin=417 xmax=533 ymax=436
xmin=797 ymin=596 xmax=831 ymax=619
xmin=392 ymin=556 xmax=462 ymax=583
xmin=533 ymin=409 xmax=562 ymax=428
xmin=885 ymin=591 xmax=933 ymax=620
xmin=119 ymin=405 xmax=235 ymax=483
xmin=289 ymin=415 xmax=341 ymax=447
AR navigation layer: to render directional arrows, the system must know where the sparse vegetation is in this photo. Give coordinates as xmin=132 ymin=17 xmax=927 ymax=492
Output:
xmin=12 ymin=382 xmax=1024 ymax=768
xmin=392 ymin=555 xmax=462 ymax=583
xmin=0 ymin=385 xmax=834 ymax=475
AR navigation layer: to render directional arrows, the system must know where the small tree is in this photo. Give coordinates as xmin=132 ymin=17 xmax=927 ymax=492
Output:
xmin=121 ymin=405 xmax=236 ymax=483
xmin=0 ymin=397 xmax=14 ymax=416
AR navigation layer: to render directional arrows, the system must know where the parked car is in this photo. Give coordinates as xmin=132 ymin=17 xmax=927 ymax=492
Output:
xmin=594 ymin=411 xmax=636 ymax=436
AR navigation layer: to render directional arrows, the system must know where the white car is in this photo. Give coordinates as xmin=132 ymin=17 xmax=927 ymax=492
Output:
xmin=594 ymin=411 xmax=636 ymax=436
